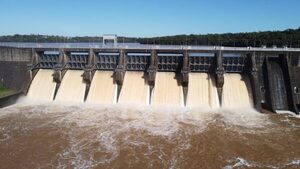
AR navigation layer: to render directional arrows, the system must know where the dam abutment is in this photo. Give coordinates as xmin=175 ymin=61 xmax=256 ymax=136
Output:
xmin=0 ymin=47 xmax=32 ymax=92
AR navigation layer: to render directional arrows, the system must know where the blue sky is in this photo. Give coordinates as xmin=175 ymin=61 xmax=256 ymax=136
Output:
xmin=0 ymin=0 xmax=299 ymax=37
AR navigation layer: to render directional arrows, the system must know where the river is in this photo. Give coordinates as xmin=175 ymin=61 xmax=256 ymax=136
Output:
xmin=0 ymin=101 xmax=299 ymax=169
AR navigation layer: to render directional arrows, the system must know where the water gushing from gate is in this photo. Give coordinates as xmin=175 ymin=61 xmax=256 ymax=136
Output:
xmin=27 ymin=69 xmax=56 ymax=101
xmin=222 ymin=74 xmax=253 ymax=108
xmin=118 ymin=71 xmax=149 ymax=105
xmin=151 ymin=72 xmax=183 ymax=107
xmin=186 ymin=73 xmax=219 ymax=108
xmin=55 ymin=70 xmax=86 ymax=102
xmin=86 ymin=71 xmax=117 ymax=104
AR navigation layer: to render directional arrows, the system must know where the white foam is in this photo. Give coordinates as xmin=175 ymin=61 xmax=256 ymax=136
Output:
xmin=224 ymin=157 xmax=300 ymax=169
xmin=277 ymin=110 xmax=300 ymax=118
xmin=288 ymin=159 xmax=300 ymax=165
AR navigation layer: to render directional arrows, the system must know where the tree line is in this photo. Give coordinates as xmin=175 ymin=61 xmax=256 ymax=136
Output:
xmin=0 ymin=28 xmax=300 ymax=48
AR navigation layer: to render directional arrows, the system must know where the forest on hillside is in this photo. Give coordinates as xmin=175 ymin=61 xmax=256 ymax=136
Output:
xmin=0 ymin=28 xmax=300 ymax=48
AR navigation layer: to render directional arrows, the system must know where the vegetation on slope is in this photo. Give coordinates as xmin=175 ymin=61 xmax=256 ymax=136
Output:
xmin=0 ymin=27 xmax=300 ymax=48
xmin=0 ymin=84 xmax=14 ymax=98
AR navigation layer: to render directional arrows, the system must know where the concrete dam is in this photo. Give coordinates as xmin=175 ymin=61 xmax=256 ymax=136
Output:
xmin=0 ymin=43 xmax=300 ymax=114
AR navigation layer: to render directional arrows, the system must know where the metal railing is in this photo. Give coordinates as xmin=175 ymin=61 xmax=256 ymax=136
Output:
xmin=1 ymin=42 xmax=300 ymax=52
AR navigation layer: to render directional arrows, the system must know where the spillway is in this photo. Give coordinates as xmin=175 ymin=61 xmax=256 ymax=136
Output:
xmin=55 ymin=70 xmax=86 ymax=102
xmin=222 ymin=74 xmax=253 ymax=108
xmin=118 ymin=71 xmax=149 ymax=105
xmin=27 ymin=69 xmax=56 ymax=101
xmin=151 ymin=72 xmax=183 ymax=107
xmin=186 ymin=73 xmax=219 ymax=108
xmin=86 ymin=71 xmax=117 ymax=104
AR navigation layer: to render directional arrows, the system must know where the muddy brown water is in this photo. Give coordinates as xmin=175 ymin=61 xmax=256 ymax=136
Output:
xmin=0 ymin=103 xmax=299 ymax=169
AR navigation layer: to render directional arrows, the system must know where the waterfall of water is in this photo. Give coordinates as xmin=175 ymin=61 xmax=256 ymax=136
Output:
xmin=186 ymin=73 xmax=219 ymax=108
xmin=151 ymin=72 xmax=183 ymax=107
xmin=86 ymin=71 xmax=117 ymax=104
xmin=27 ymin=69 xmax=56 ymax=101
xmin=118 ymin=71 xmax=149 ymax=105
xmin=222 ymin=74 xmax=253 ymax=108
xmin=55 ymin=70 xmax=86 ymax=102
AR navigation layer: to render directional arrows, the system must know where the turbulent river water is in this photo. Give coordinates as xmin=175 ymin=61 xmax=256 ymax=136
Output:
xmin=0 ymin=100 xmax=299 ymax=169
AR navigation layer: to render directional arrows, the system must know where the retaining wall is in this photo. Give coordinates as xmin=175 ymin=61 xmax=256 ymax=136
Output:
xmin=0 ymin=47 xmax=32 ymax=91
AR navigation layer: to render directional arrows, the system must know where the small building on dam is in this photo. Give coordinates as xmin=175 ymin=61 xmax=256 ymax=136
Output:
xmin=0 ymin=41 xmax=300 ymax=114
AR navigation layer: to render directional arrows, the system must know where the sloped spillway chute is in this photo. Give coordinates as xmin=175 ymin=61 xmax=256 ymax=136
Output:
xmin=151 ymin=72 xmax=184 ymax=107
xmin=86 ymin=71 xmax=117 ymax=104
xmin=27 ymin=69 xmax=57 ymax=101
xmin=55 ymin=70 xmax=86 ymax=102
xmin=118 ymin=71 xmax=149 ymax=105
xmin=186 ymin=73 xmax=219 ymax=108
xmin=222 ymin=74 xmax=253 ymax=108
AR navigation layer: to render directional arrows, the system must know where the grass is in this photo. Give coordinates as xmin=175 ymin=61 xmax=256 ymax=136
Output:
xmin=0 ymin=84 xmax=15 ymax=98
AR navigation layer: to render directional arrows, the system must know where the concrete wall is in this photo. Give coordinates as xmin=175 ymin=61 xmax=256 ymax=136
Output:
xmin=0 ymin=47 xmax=32 ymax=62
xmin=0 ymin=61 xmax=29 ymax=91
xmin=287 ymin=55 xmax=300 ymax=113
xmin=0 ymin=47 xmax=32 ymax=91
